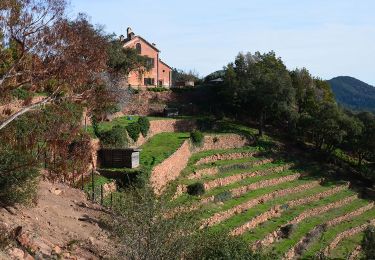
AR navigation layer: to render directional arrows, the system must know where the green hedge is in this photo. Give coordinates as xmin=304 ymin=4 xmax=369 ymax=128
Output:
xmin=99 ymin=125 xmax=128 ymax=148
xmin=138 ymin=117 xmax=150 ymax=137
xmin=190 ymin=130 xmax=204 ymax=145
xmin=126 ymin=122 xmax=141 ymax=142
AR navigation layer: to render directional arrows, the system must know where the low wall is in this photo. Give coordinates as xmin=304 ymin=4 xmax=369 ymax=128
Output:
xmin=131 ymin=119 xmax=197 ymax=147
xmin=150 ymin=134 xmax=251 ymax=194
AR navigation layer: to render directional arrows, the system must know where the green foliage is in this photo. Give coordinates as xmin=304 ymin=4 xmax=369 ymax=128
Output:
xmin=187 ymin=182 xmax=205 ymax=196
xmin=190 ymin=231 xmax=268 ymax=260
xmin=126 ymin=122 xmax=141 ymax=142
xmin=99 ymin=125 xmax=128 ymax=148
xmin=138 ymin=117 xmax=150 ymax=137
xmin=222 ymin=51 xmax=295 ymax=136
xmin=107 ymin=40 xmax=150 ymax=76
xmin=12 ymin=88 xmax=32 ymax=100
xmin=190 ymin=130 xmax=204 ymax=145
xmin=0 ymin=148 xmax=39 ymax=205
xmin=147 ymin=87 xmax=169 ymax=92
xmin=214 ymin=191 xmax=232 ymax=203
xmin=362 ymin=225 xmax=375 ymax=259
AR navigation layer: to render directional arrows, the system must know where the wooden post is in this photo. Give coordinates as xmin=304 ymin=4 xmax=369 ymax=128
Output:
xmin=110 ymin=193 xmax=113 ymax=209
xmin=100 ymin=185 xmax=104 ymax=205
xmin=91 ymin=169 xmax=95 ymax=202
xmin=81 ymin=172 xmax=84 ymax=190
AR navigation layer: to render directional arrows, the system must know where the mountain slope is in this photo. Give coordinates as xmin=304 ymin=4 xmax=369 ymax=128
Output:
xmin=328 ymin=76 xmax=375 ymax=112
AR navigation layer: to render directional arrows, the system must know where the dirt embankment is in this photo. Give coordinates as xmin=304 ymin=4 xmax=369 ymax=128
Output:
xmin=0 ymin=181 xmax=117 ymax=260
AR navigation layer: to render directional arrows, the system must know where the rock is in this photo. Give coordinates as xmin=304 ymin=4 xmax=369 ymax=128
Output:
xmin=0 ymin=221 xmax=9 ymax=232
xmin=88 ymin=237 xmax=95 ymax=244
xmin=50 ymin=188 xmax=62 ymax=195
xmin=5 ymin=206 xmax=17 ymax=215
xmin=53 ymin=245 xmax=62 ymax=255
xmin=8 ymin=248 xmax=24 ymax=260
xmin=24 ymin=252 xmax=34 ymax=260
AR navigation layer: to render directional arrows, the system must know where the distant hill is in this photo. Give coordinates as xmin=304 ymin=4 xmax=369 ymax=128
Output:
xmin=328 ymin=76 xmax=375 ymax=112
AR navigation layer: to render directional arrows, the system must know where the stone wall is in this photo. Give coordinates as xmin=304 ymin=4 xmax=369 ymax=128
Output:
xmin=150 ymin=134 xmax=251 ymax=194
xmin=131 ymin=119 xmax=197 ymax=147
xmin=323 ymin=219 xmax=375 ymax=256
xmin=201 ymin=181 xmax=320 ymax=228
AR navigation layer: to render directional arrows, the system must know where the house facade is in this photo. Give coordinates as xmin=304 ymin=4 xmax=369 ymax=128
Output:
xmin=123 ymin=28 xmax=172 ymax=88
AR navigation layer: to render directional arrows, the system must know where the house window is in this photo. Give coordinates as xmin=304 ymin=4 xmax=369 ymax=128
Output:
xmin=144 ymin=78 xmax=155 ymax=86
xmin=135 ymin=43 xmax=141 ymax=54
xmin=146 ymin=57 xmax=155 ymax=68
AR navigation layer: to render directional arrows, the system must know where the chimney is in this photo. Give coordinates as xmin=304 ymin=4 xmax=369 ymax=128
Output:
xmin=127 ymin=27 xmax=135 ymax=40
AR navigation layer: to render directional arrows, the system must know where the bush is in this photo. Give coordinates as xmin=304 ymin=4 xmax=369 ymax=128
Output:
xmin=189 ymin=231 xmax=271 ymax=260
xmin=214 ymin=191 xmax=232 ymax=203
xmin=12 ymin=88 xmax=32 ymax=100
xmin=190 ymin=130 xmax=204 ymax=145
xmin=126 ymin=122 xmax=141 ymax=142
xmin=362 ymin=225 xmax=375 ymax=259
xmin=0 ymin=149 xmax=39 ymax=206
xmin=99 ymin=125 xmax=128 ymax=148
xmin=147 ymin=87 xmax=169 ymax=92
xmin=138 ymin=117 xmax=150 ymax=137
xmin=187 ymin=182 xmax=205 ymax=196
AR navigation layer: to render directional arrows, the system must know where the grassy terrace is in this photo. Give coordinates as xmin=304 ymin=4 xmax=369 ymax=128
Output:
xmin=209 ymin=183 xmax=346 ymax=233
xmin=329 ymin=232 xmax=364 ymax=259
xmin=302 ymin=208 xmax=375 ymax=259
xmin=241 ymin=189 xmax=356 ymax=245
xmin=271 ymin=198 xmax=370 ymax=256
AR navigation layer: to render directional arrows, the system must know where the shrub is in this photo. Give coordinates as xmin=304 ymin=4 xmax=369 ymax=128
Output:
xmin=12 ymin=88 xmax=32 ymax=100
xmin=280 ymin=224 xmax=295 ymax=239
xmin=187 ymin=182 xmax=205 ymax=196
xmin=147 ymin=87 xmax=169 ymax=92
xmin=362 ymin=225 xmax=375 ymax=259
xmin=138 ymin=117 xmax=150 ymax=137
xmin=190 ymin=130 xmax=204 ymax=145
xmin=99 ymin=125 xmax=128 ymax=148
xmin=0 ymin=149 xmax=39 ymax=206
xmin=214 ymin=191 xmax=232 ymax=203
xmin=126 ymin=122 xmax=141 ymax=142
xmin=190 ymin=231 xmax=271 ymax=260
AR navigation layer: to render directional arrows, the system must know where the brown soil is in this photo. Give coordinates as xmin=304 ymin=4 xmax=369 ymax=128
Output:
xmin=0 ymin=180 xmax=117 ymax=260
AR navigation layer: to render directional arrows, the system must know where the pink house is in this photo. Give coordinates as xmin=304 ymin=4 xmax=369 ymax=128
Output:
xmin=122 ymin=28 xmax=172 ymax=88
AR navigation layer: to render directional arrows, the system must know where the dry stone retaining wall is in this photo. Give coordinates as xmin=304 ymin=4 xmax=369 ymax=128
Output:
xmin=253 ymin=195 xmax=358 ymax=250
xmin=231 ymin=173 xmax=302 ymax=197
xmin=188 ymin=167 xmax=220 ymax=180
xmin=284 ymin=203 xmax=374 ymax=260
xmin=323 ymin=219 xmax=375 ymax=256
xmin=195 ymin=151 xmax=257 ymax=166
xmin=151 ymin=134 xmax=250 ymax=194
xmin=201 ymin=181 xmax=320 ymax=228
xmin=132 ymin=119 xmax=197 ymax=147
xmin=231 ymin=206 xmax=282 ymax=236
xmin=230 ymin=184 xmax=347 ymax=237
xmin=203 ymin=164 xmax=293 ymax=191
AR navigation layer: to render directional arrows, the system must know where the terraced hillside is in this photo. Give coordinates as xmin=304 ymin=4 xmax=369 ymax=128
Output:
xmin=164 ymin=139 xmax=375 ymax=259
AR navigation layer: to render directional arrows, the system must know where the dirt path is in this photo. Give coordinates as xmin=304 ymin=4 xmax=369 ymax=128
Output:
xmin=0 ymin=180 xmax=117 ymax=259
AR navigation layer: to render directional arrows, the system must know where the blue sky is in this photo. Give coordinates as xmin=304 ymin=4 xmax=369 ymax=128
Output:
xmin=69 ymin=0 xmax=375 ymax=85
